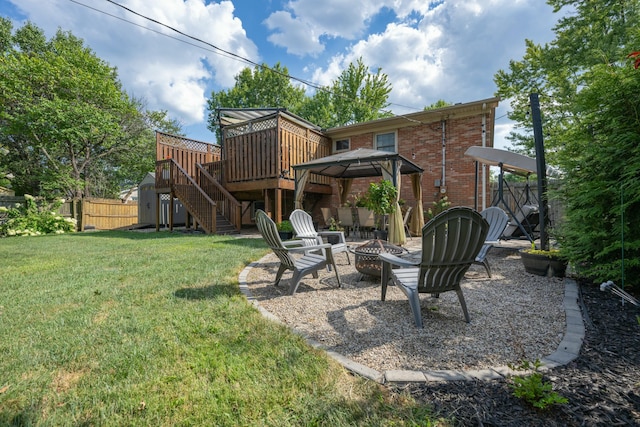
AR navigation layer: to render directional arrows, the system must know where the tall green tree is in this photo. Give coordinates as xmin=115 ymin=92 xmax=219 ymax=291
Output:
xmin=206 ymin=62 xmax=306 ymax=138
xmin=0 ymin=19 xmax=180 ymax=198
xmin=424 ymin=99 xmax=451 ymax=110
xmin=300 ymin=58 xmax=393 ymax=128
xmin=494 ymin=0 xmax=640 ymax=286
xmin=207 ymin=58 xmax=393 ymax=133
xmin=558 ymin=56 xmax=640 ymax=287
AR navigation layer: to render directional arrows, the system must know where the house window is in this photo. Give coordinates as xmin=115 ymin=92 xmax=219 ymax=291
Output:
xmin=375 ymin=131 xmax=396 ymax=152
xmin=334 ymin=138 xmax=350 ymax=152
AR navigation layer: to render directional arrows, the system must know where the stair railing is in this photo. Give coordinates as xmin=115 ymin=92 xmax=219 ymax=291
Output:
xmin=157 ymin=159 xmax=217 ymax=234
xmin=196 ymin=164 xmax=242 ymax=232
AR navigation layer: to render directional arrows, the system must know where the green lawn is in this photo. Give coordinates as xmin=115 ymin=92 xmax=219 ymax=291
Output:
xmin=0 ymin=231 xmax=440 ymax=426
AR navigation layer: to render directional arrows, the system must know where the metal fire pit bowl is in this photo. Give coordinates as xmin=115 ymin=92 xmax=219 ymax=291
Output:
xmin=350 ymin=239 xmax=406 ymax=278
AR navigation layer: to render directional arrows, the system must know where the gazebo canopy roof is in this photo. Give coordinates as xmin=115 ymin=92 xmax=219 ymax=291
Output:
xmin=292 ymin=148 xmax=423 ymax=179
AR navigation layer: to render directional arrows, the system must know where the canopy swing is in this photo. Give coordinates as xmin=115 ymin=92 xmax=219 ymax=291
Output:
xmin=464 ymin=146 xmax=560 ymax=242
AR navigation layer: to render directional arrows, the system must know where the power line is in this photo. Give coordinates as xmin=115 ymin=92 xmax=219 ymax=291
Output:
xmin=100 ymin=0 xmax=328 ymax=92
xmin=69 ymin=0 xmax=429 ymax=121
xmin=68 ymin=0 xmax=251 ymax=66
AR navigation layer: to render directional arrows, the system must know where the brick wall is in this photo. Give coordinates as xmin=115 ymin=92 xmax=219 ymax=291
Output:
xmin=323 ymin=113 xmax=494 ymax=219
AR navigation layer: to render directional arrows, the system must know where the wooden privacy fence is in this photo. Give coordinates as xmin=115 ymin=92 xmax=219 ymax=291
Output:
xmin=0 ymin=196 xmax=138 ymax=231
xmin=156 ymin=131 xmax=221 ymax=179
xmin=79 ymin=198 xmax=138 ymax=231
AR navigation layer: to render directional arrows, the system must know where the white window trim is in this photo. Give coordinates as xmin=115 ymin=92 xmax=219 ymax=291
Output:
xmin=374 ymin=130 xmax=398 ymax=153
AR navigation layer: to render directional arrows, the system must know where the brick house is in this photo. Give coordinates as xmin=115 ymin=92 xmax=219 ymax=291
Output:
xmin=153 ymin=97 xmax=499 ymax=234
xmin=320 ymin=97 xmax=499 ymax=213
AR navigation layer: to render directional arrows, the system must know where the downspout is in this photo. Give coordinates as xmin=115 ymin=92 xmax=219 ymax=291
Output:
xmin=481 ymin=103 xmax=487 ymax=210
xmin=441 ymin=119 xmax=446 ymax=192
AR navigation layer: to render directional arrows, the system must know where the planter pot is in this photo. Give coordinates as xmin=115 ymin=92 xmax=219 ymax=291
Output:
xmin=278 ymin=231 xmax=293 ymax=240
xmin=373 ymin=230 xmax=388 ymax=241
xmin=519 ymin=249 xmax=567 ymax=278
xmin=326 ymin=235 xmax=340 ymax=245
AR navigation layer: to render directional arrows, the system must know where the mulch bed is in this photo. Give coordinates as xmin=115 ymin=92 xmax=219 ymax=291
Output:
xmin=390 ymin=281 xmax=640 ymax=426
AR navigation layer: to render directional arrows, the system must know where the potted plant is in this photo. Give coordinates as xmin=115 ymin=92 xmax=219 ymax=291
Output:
xmin=519 ymin=242 xmax=568 ymax=278
xmin=276 ymin=220 xmax=294 ymax=240
xmin=364 ymin=179 xmax=398 ymax=240
xmin=326 ymin=217 xmax=344 ymax=244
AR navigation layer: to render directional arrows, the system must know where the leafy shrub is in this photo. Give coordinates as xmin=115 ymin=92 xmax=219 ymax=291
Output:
xmin=364 ymin=179 xmax=398 ymax=216
xmin=0 ymin=195 xmax=76 ymax=237
xmin=276 ymin=220 xmax=294 ymax=232
xmin=328 ymin=217 xmax=343 ymax=231
xmin=509 ymin=359 xmax=568 ymax=410
xmin=425 ymin=196 xmax=451 ymax=220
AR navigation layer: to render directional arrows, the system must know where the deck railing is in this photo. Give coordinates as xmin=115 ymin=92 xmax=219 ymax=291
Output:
xmin=222 ymin=115 xmax=331 ymax=185
xmin=156 ymin=159 xmax=217 ymax=234
xmin=202 ymin=160 xmax=224 ymax=183
xmin=156 ymin=132 xmax=221 ymax=179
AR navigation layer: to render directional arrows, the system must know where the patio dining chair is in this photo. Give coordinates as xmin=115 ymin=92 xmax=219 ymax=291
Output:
xmin=379 ymin=207 xmax=489 ymax=328
xmin=474 ymin=206 xmax=509 ymax=277
xmin=255 ymin=210 xmax=341 ymax=295
xmin=356 ymin=207 xmax=375 ymax=239
xmin=289 ymin=209 xmax=351 ymax=266
xmin=336 ymin=207 xmax=355 ymax=237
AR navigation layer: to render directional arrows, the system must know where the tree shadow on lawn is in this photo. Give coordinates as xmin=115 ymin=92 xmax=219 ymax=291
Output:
xmin=174 ymin=283 xmax=238 ymax=300
xmin=72 ymin=228 xmax=263 ymax=243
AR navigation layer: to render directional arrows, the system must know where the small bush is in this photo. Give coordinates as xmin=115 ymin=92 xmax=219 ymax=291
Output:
xmin=509 ymin=359 xmax=568 ymax=410
xmin=425 ymin=196 xmax=451 ymax=220
xmin=0 ymin=195 xmax=76 ymax=237
xmin=276 ymin=220 xmax=294 ymax=232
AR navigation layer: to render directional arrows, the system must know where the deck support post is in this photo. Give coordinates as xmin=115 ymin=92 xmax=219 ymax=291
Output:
xmin=275 ymin=188 xmax=283 ymax=224
xmin=155 ymin=193 xmax=160 ymax=232
xmin=169 ymin=190 xmax=174 ymax=232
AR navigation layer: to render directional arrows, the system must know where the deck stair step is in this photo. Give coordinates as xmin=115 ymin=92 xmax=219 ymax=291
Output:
xmin=214 ymin=212 xmax=239 ymax=235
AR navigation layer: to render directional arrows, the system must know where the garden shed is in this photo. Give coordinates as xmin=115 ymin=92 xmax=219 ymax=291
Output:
xmin=138 ymin=172 xmax=186 ymax=227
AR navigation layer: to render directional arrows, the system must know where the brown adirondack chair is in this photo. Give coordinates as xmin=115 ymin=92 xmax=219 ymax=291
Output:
xmin=255 ymin=210 xmax=341 ymax=295
xmin=379 ymin=207 xmax=489 ymax=328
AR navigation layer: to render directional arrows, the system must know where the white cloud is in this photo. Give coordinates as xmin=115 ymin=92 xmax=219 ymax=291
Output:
xmin=308 ymin=0 xmax=557 ymax=111
xmin=286 ymin=0 xmax=385 ymax=38
xmin=264 ymin=0 xmax=390 ymax=57
xmin=265 ymin=11 xmax=324 ymax=56
xmin=3 ymin=0 xmax=561 ymax=143
xmin=7 ymin=0 xmax=258 ymax=125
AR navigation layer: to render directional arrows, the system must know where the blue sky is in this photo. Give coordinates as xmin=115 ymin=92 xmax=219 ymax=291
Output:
xmin=1 ymin=0 xmax=563 ymax=148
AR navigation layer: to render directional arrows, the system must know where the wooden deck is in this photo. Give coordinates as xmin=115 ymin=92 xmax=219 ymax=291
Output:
xmin=154 ymin=112 xmax=334 ymax=232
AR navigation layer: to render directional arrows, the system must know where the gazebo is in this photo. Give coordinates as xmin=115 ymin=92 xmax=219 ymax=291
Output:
xmin=292 ymin=148 xmax=424 ymax=246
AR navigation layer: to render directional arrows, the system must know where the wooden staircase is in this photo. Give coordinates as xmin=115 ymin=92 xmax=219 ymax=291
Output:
xmin=213 ymin=212 xmax=239 ymax=235
xmin=156 ymin=159 xmax=241 ymax=235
